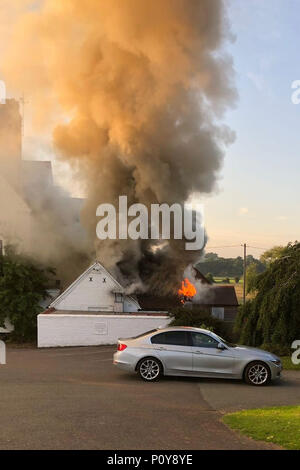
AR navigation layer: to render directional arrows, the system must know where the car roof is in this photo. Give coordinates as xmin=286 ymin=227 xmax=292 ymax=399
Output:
xmin=154 ymin=326 xmax=215 ymax=335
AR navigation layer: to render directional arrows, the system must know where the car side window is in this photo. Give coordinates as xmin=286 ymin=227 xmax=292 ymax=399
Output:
xmin=151 ymin=331 xmax=189 ymax=346
xmin=151 ymin=333 xmax=167 ymax=344
xmin=191 ymin=332 xmax=218 ymax=349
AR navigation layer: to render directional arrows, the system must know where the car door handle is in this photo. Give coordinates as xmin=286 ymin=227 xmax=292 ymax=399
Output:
xmin=195 ymin=350 xmax=203 ymax=354
xmin=157 ymin=347 xmax=166 ymax=350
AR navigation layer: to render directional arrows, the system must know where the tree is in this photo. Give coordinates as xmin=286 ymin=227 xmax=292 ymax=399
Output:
xmin=260 ymin=245 xmax=286 ymax=265
xmin=0 ymin=249 xmax=54 ymax=342
xmin=205 ymin=272 xmax=214 ymax=283
xmin=246 ymin=263 xmax=259 ymax=294
xmin=197 ymin=253 xmax=265 ymax=278
xmin=235 ymin=242 xmax=300 ymax=352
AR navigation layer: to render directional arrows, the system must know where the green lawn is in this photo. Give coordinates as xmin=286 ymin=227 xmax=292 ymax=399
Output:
xmin=223 ymin=406 xmax=300 ymax=449
xmin=280 ymin=356 xmax=300 ymax=370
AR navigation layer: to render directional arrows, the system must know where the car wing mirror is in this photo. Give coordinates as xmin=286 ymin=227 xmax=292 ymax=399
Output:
xmin=217 ymin=342 xmax=226 ymax=350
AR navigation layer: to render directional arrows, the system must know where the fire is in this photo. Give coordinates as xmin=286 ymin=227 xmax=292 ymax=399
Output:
xmin=178 ymin=278 xmax=197 ymax=303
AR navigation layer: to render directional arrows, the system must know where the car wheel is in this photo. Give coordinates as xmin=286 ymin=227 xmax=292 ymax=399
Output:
xmin=244 ymin=361 xmax=271 ymax=386
xmin=137 ymin=357 xmax=162 ymax=382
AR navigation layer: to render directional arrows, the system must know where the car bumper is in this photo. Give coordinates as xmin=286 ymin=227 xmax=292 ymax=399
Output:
xmin=113 ymin=351 xmax=136 ymax=373
xmin=268 ymin=361 xmax=283 ymax=380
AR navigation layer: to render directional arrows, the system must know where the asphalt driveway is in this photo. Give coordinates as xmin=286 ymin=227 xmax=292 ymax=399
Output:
xmin=0 ymin=345 xmax=298 ymax=450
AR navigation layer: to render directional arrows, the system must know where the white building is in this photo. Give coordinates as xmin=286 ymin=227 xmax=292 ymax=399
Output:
xmin=38 ymin=261 xmax=170 ymax=347
xmin=49 ymin=261 xmax=140 ymax=313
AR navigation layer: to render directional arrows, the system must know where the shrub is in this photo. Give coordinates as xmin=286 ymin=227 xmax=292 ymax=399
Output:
xmin=0 ymin=248 xmax=55 ymax=342
xmin=169 ymin=306 xmax=237 ymax=342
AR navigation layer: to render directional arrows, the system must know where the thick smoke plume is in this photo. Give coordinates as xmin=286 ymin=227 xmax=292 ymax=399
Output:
xmin=2 ymin=0 xmax=236 ymax=293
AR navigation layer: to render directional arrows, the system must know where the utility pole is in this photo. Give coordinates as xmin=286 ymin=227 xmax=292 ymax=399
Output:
xmin=243 ymin=243 xmax=247 ymax=305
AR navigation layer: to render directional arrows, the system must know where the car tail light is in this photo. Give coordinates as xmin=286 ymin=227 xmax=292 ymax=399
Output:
xmin=118 ymin=343 xmax=127 ymax=351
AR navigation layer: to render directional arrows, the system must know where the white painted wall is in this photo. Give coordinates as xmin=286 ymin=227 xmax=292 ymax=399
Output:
xmin=124 ymin=297 xmax=140 ymax=312
xmin=54 ymin=268 xmax=118 ymax=311
xmin=51 ymin=263 xmax=140 ymax=313
xmin=38 ymin=314 xmax=170 ymax=348
xmin=0 ymin=340 xmax=6 ymax=364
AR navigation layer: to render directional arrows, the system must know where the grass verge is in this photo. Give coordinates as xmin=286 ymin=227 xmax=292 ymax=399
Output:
xmin=223 ymin=406 xmax=300 ymax=450
xmin=280 ymin=356 xmax=300 ymax=370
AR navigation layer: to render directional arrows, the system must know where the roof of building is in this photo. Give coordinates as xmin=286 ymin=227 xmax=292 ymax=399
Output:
xmin=136 ymin=294 xmax=181 ymax=311
xmin=199 ymin=285 xmax=239 ymax=307
xmin=137 ymin=285 xmax=238 ymax=309
xmin=192 ymin=266 xmax=212 ymax=284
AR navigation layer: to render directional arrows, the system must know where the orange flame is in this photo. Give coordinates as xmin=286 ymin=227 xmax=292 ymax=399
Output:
xmin=178 ymin=278 xmax=197 ymax=303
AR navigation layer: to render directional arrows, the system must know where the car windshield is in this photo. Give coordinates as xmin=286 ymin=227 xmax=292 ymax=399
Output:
xmin=214 ymin=333 xmax=237 ymax=348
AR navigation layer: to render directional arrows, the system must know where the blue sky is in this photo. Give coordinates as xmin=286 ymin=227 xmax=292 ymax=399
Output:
xmin=202 ymin=0 xmax=300 ymax=257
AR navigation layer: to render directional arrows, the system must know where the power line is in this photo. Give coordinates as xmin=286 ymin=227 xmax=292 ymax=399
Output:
xmin=205 ymin=245 xmax=242 ymax=249
xmin=206 ymin=244 xmax=269 ymax=251
xmin=247 ymin=246 xmax=269 ymax=251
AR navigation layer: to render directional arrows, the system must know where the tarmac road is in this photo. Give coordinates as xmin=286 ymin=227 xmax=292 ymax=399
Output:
xmin=0 ymin=345 xmax=298 ymax=450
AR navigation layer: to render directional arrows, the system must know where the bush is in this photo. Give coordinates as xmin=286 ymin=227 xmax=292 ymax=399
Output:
xmin=0 ymin=248 xmax=55 ymax=342
xmin=169 ymin=306 xmax=237 ymax=342
xmin=259 ymin=343 xmax=291 ymax=356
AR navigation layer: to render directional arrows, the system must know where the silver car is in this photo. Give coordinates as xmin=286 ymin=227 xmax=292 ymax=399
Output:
xmin=113 ymin=326 xmax=282 ymax=386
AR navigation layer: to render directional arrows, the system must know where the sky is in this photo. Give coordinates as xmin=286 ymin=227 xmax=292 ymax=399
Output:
xmin=202 ymin=0 xmax=300 ymax=257
xmin=1 ymin=0 xmax=300 ymax=259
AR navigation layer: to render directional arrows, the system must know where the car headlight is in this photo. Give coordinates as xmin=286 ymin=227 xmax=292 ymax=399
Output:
xmin=271 ymin=359 xmax=281 ymax=366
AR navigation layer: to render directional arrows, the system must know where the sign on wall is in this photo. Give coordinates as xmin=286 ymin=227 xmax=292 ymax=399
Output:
xmin=94 ymin=322 xmax=108 ymax=335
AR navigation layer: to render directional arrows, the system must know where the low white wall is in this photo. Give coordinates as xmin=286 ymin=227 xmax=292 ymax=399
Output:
xmin=38 ymin=314 xmax=170 ymax=348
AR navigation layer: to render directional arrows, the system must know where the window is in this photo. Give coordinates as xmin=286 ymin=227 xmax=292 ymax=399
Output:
xmin=191 ymin=332 xmax=218 ymax=349
xmin=211 ymin=307 xmax=224 ymax=320
xmin=115 ymin=293 xmax=123 ymax=303
xmin=151 ymin=331 xmax=189 ymax=346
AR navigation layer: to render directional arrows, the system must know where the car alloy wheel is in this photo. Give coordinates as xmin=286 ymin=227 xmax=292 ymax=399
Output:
xmin=245 ymin=362 xmax=270 ymax=386
xmin=139 ymin=358 xmax=161 ymax=381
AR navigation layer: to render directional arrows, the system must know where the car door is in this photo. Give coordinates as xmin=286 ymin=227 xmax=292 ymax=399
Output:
xmin=151 ymin=331 xmax=193 ymax=374
xmin=191 ymin=332 xmax=236 ymax=377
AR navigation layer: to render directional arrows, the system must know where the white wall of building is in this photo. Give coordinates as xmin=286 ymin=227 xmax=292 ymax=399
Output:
xmin=54 ymin=268 xmax=117 ymax=311
xmin=38 ymin=314 xmax=170 ymax=348
xmin=51 ymin=262 xmax=140 ymax=313
xmin=124 ymin=297 xmax=140 ymax=312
